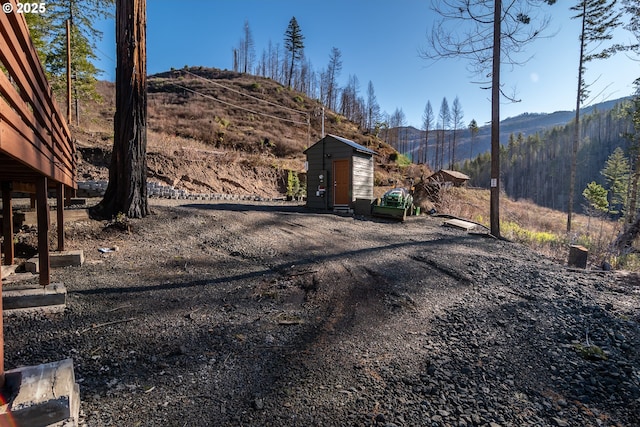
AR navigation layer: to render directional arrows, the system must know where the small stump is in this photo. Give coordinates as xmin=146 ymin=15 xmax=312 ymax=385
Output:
xmin=568 ymin=245 xmax=588 ymax=269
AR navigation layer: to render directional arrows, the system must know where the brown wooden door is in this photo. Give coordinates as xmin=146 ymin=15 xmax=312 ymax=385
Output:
xmin=333 ymin=159 xmax=350 ymax=205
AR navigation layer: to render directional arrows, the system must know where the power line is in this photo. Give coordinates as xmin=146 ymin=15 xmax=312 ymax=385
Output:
xmin=181 ymin=69 xmax=309 ymax=119
xmin=170 ymin=83 xmax=309 ymax=126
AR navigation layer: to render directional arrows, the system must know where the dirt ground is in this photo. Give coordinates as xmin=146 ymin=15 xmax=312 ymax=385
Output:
xmin=3 ymin=199 xmax=640 ymax=426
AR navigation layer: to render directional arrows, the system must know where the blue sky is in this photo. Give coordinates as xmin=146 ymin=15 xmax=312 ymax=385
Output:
xmin=92 ymin=0 xmax=638 ymax=129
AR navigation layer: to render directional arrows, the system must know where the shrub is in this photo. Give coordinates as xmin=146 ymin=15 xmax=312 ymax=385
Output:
xmin=395 ymin=154 xmax=412 ymax=167
xmin=286 ymin=170 xmax=300 ymax=198
xmin=215 ymin=116 xmax=230 ymax=128
xmin=612 ymin=253 xmax=640 ymax=270
xmin=501 ymin=221 xmax=560 ymax=248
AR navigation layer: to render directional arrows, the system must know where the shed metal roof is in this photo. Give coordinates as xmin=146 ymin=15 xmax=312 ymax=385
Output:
xmin=304 ymin=134 xmax=376 ymax=155
xmin=430 ymin=170 xmax=470 ymax=180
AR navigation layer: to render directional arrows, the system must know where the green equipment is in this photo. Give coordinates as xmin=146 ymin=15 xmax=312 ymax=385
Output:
xmin=372 ymin=187 xmax=417 ymax=221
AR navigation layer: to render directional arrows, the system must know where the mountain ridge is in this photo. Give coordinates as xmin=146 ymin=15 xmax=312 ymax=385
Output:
xmin=394 ymin=96 xmax=632 ymax=166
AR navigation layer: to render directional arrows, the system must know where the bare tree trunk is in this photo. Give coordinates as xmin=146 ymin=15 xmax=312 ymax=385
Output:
xmin=568 ymin=1 xmax=586 ymax=233
xmin=626 ymin=149 xmax=640 ymax=229
xmin=91 ymin=0 xmax=148 ymax=219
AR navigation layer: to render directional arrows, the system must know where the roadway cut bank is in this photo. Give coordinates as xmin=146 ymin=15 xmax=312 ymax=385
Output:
xmin=4 ymin=199 xmax=639 ymax=426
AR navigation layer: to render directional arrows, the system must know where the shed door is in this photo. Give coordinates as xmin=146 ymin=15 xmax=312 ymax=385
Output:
xmin=333 ymin=159 xmax=350 ymax=205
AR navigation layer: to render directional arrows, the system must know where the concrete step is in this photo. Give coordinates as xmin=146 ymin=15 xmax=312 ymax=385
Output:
xmin=3 ymin=283 xmax=66 ymax=312
xmin=1 ymin=264 xmax=18 ymax=280
xmin=1 ymin=359 xmax=80 ymax=427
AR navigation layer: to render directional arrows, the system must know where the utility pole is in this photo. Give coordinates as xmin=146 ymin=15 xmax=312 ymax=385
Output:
xmin=66 ymin=19 xmax=71 ymax=125
xmin=490 ymin=0 xmax=501 ymax=238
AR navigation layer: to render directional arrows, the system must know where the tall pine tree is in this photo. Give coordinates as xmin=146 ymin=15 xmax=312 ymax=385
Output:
xmin=26 ymin=0 xmax=114 ymax=124
xmin=284 ymin=17 xmax=304 ymax=89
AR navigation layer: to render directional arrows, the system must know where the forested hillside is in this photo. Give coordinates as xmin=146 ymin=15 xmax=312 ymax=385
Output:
xmin=386 ymin=97 xmax=631 ymax=171
xmin=460 ymin=100 xmax=635 ymax=213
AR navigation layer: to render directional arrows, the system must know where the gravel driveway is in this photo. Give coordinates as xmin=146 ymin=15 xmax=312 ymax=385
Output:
xmin=4 ymin=199 xmax=640 ymax=426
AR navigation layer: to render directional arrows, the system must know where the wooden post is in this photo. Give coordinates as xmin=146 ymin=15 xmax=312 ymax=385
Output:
xmin=36 ymin=177 xmax=50 ymax=287
xmin=0 ymin=185 xmax=6 ymax=389
xmin=1 ymin=182 xmax=14 ymax=266
xmin=0 ymin=251 xmax=4 ymax=390
xmin=56 ymin=183 xmax=65 ymax=252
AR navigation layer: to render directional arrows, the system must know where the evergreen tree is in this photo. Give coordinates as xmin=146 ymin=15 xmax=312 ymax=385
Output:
xmin=284 ymin=16 xmax=304 ymax=89
xmin=601 ymin=147 xmax=631 ymax=215
xmin=24 ymin=13 xmax=52 ymax=66
xmin=27 ymin=0 xmax=114 ymax=124
xmin=583 ymin=181 xmax=609 ymax=213
xmin=582 ymin=181 xmax=609 ymax=231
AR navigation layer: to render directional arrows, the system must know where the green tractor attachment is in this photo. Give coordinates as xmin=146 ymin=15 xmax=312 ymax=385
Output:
xmin=372 ymin=187 xmax=418 ymax=221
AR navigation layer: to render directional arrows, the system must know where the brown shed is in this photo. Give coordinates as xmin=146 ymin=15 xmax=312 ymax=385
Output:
xmin=304 ymin=134 xmax=375 ymax=210
xmin=428 ymin=170 xmax=470 ymax=187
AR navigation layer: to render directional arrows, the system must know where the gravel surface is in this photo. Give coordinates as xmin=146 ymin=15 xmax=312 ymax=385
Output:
xmin=4 ymin=199 xmax=640 ymax=427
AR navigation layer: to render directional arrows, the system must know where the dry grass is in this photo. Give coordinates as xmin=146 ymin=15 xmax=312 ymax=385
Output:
xmin=146 ymin=70 xmax=318 ymax=158
xmin=435 ymin=187 xmax=630 ymax=267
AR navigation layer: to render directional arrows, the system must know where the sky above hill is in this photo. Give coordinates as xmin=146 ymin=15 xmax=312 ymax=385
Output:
xmin=92 ymin=0 xmax=638 ymax=130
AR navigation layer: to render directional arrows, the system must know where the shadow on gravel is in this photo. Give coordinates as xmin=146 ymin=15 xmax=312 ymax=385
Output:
xmin=71 ymin=236 xmax=472 ymax=297
xmin=181 ymin=203 xmax=309 ymax=214
xmin=180 ymin=202 xmax=426 ymax=224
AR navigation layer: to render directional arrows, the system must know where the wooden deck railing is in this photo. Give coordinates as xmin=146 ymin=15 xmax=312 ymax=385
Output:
xmin=0 ymin=0 xmax=76 ymax=187
xmin=1 ymin=0 xmax=78 ymax=388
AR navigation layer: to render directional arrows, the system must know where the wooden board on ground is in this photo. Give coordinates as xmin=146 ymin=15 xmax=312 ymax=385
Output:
xmin=18 ymin=209 xmax=89 ymax=227
xmin=443 ymin=218 xmax=477 ymax=231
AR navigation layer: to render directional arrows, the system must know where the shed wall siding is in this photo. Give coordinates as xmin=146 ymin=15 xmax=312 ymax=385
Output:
xmin=352 ymin=155 xmax=373 ymax=200
xmin=305 ymin=144 xmax=331 ymax=209
xmin=305 ymin=135 xmax=375 ymax=209
xmin=325 ymin=140 xmax=355 ymax=159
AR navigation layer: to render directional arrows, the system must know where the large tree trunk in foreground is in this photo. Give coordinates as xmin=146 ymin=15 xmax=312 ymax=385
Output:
xmin=91 ymin=0 xmax=148 ymax=219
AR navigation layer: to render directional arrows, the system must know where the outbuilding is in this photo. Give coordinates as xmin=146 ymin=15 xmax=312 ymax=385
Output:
xmin=304 ymin=134 xmax=375 ymax=210
xmin=427 ymin=169 xmax=470 ymax=187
